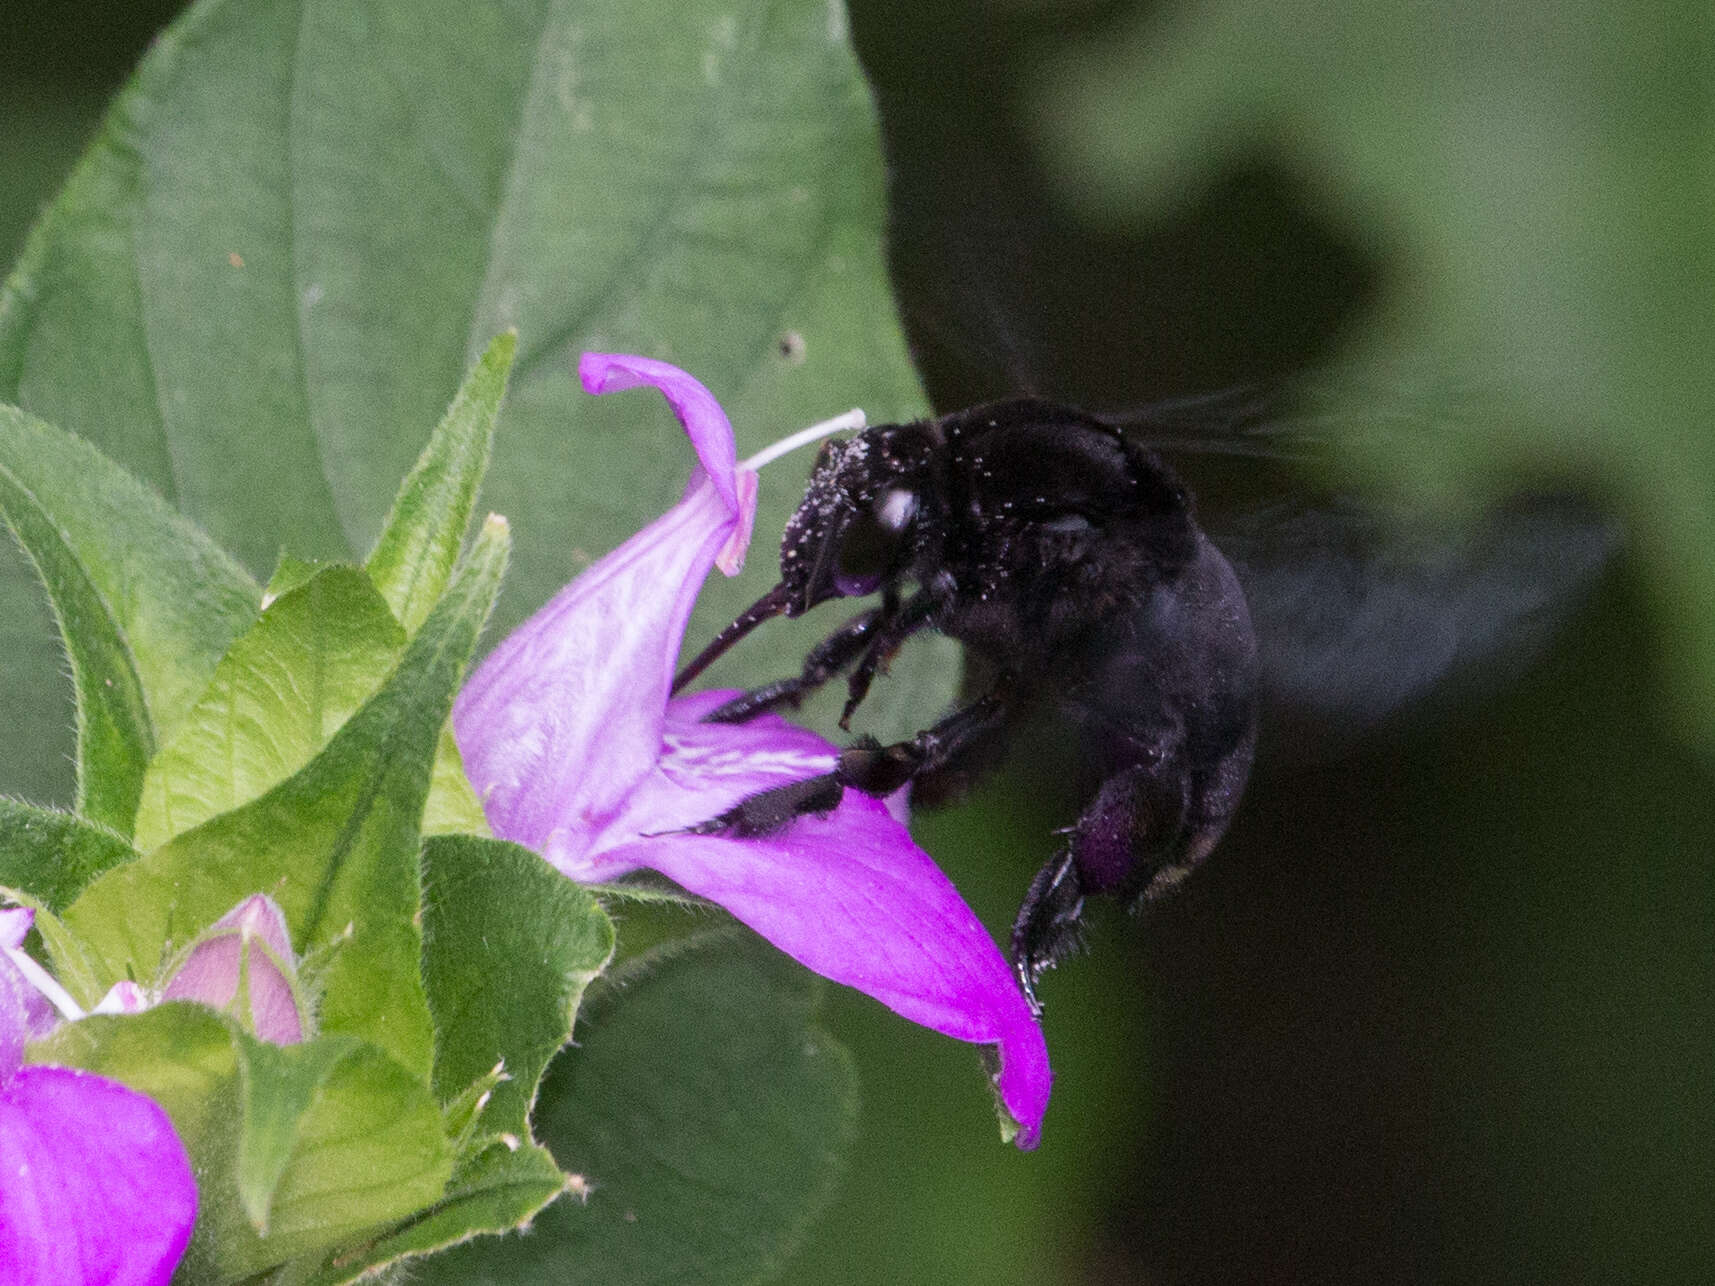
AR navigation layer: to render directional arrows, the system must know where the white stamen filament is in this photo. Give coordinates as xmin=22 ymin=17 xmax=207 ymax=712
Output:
xmin=740 ymin=408 xmax=866 ymax=472
xmin=4 ymin=945 xmax=85 ymax=1021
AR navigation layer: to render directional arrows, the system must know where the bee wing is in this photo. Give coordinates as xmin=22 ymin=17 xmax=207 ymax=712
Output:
xmin=1092 ymin=386 xmax=1619 ymax=735
xmin=1212 ymin=489 xmax=1617 ymax=737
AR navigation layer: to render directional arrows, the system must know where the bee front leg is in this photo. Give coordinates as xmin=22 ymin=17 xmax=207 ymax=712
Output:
xmin=832 ymin=685 xmax=1010 ymax=796
xmin=838 ymin=591 xmax=936 ymax=729
xmin=702 ymin=604 xmax=888 ymax=724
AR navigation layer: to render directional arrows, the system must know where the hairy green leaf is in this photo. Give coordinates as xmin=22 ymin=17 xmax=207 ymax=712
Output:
xmin=133 ymin=565 xmax=404 ymax=851
xmin=415 ymin=931 xmax=858 ymax=1286
xmin=225 ymin=1033 xmax=452 ymax=1277
xmin=369 ymin=332 xmax=514 ymax=636
xmin=61 ymin=520 xmax=509 ymax=1076
xmin=420 ymin=834 xmax=614 ymax=1140
xmin=0 ymin=797 xmax=138 ymax=912
xmin=0 ymin=403 xmax=260 ymax=828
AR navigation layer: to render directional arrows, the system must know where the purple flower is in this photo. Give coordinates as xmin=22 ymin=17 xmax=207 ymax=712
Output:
xmin=0 ymin=909 xmax=197 ymax=1284
xmin=162 ymin=894 xmax=305 ymax=1045
xmin=455 ymin=354 xmax=1051 ymax=1147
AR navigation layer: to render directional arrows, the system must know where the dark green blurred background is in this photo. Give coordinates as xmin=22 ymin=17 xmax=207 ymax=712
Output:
xmin=5 ymin=2 xmax=1711 ymax=1283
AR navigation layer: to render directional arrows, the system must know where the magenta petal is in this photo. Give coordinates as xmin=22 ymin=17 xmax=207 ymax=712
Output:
xmin=457 ymin=481 xmax=737 ymax=849
xmin=602 ymin=795 xmax=1052 ymax=1148
xmin=578 ymin=354 xmax=739 ymax=516
xmin=0 ymin=1067 xmax=196 ymax=1285
xmin=0 ymin=910 xmax=30 ymax=953
xmin=0 ymin=912 xmax=55 ymax=1055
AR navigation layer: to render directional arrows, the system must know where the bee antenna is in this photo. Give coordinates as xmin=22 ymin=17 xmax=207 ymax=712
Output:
xmin=672 ymin=582 xmax=793 ymax=694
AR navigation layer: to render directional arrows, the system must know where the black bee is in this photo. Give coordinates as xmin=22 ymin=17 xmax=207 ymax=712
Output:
xmin=670 ymin=397 xmax=1262 ymax=1013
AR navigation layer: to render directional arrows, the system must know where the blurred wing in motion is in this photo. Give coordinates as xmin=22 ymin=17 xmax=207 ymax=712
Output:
xmin=1086 ymin=388 xmax=1618 ymax=737
xmin=1208 ymin=489 xmax=1618 ymax=737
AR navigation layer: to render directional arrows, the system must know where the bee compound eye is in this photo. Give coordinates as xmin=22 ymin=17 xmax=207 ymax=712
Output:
xmin=832 ymin=509 xmax=899 ymax=597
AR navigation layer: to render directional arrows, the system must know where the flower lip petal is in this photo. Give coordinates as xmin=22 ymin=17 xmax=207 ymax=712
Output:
xmin=578 ymin=354 xmax=739 ymax=516
xmin=0 ymin=1065 xmax=197 ymax=1284
xmin=597 ymin=778 xmax=1051 ymax=1148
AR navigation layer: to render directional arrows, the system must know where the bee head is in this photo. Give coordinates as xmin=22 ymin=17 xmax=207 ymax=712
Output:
xmin=671 ymin=421 xmax=932 ymax=696
xmin=779 ymin=430 xmax=925 ymax=613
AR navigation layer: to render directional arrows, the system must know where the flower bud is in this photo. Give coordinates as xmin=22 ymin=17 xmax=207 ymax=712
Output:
xmin=163 ymin=894 xmax=304 ymax=1044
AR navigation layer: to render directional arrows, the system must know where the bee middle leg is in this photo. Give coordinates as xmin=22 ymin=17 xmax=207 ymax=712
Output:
xmin=681 ymin=686 xmax=1010 ymax=837
xmin=701 ymin=605 xmax=885 ymax=725
xmin=703 ymin=591 xmax=933 ymax=727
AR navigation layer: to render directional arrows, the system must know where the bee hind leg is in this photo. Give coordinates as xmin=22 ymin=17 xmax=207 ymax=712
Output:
xmin=1009 ymin=849 xmax=1085 ymax=1017
xmin=1006 ymin=755 xmax=1200 ymax=1013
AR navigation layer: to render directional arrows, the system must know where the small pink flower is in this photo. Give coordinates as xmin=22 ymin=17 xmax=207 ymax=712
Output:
xmin=455 ymin=355 xmax=1051 ymax=1146
xmin=163 ymin=894 xmax=304 ymax=1045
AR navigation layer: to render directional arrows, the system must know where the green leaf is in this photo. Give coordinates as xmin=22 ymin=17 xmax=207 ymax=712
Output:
xmin=413 ymin=931 xmax=859 ymax=1285
xmin=234 ymin=1034 xmax=366 ymax=1235
xmin=0 ymin=402 xmax=260 ymax=830
xmin=368 ymin=332 xmax=514 ymax=636
xmin=0 ymin=797 xmax=137 ymax=911
xmin=0 ymin=399 xmax=263 ymax=751
xmin=303 ymin=1140 xmax=567 ymax=1285
xmin=225 ymin=1032 xmax=453 ymax=1277
xmin=0 ymin=432 xmax=148 ymax=831
xmin=0 ymin=0 xmax=950 ymax=809
xmin=61 ymin=519 xmax=510 ymax=1076
xmin=133 ymin=565 xmax=405 ymax=851
xmin=420 ymin=835 xmax=615 ymax=1140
